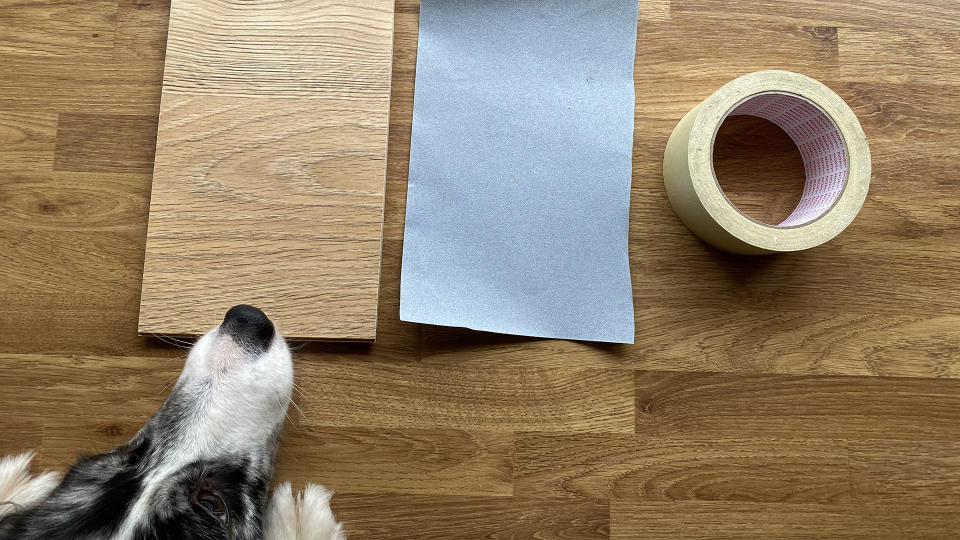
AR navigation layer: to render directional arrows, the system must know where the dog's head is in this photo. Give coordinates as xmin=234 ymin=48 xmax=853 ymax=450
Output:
xmin=1 ymin=305 xmax=294 ymax=539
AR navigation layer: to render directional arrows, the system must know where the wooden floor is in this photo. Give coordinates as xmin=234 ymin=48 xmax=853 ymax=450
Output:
xmin=1 ymin=0 xmax=959 ymax=538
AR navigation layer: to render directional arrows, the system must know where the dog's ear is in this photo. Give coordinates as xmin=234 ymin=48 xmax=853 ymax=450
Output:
xmin=0 ymin=452 xmax=62 ymax=518
xmin=264 ymin=483 xmax=345 ymax=540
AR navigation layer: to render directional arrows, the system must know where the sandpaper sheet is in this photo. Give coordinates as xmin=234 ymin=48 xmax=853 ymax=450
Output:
xmin=400 ymin=0 xmax=637 ymax=343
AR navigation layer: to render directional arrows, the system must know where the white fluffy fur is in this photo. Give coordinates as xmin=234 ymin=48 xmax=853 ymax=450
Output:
xmin=0 ymin=452 xmax=61 ymax=517
xmin=112 ymin=327 xmax=295 ymax=539
xmin=265 ymin=483 xmax=345 ymax=540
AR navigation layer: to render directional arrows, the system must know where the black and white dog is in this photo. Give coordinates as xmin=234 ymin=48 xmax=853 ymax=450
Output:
xmin=0 ymin=305 xmax=344 ymax=539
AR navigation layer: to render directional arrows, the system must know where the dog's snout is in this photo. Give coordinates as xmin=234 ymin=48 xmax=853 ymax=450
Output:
xmin=221 ymin=304 xmax=275 ymax=352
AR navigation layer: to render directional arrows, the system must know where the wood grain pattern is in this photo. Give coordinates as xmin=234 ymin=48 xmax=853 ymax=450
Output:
xmin=0 ymin=0 xmax=116 ymax=57
xmin=0 ymin=111 xmax=57 ymax=171
xmin=274 ymin=427 xmax=513 ymax=496
xmin=138 ymin=0 xmax=395 ymax=340
xmin=0 ymin=355 xmax=183 ymax=421
xmin=2 ymin=0 xmax=960 ymax=538
xmin=420 ymin=309 xmax=960 ymax=377
xmin=36 ymin=418 xmax=141 ymax=470
xmin=0 ymin=417 xmax=42 ymax=457
xmin=515 ymin=435 xmax=850 ymax=503
xmin=331 ymin=494 xmax=609 ymax=540
xmin=294 ymin=359 xmax=636 ymax=433
xmin=610 ymin=501 xmax=960 ymax=540
xmin=0 ymin=53 xmax=161 ymax=114
xmin=849 ymin=439 xmax=960 ymax=504
xmin=114 ymin=0 xmax=172 ymax=63
xmin=54 ymin=114 xmax=158 ymax=173
xmin=635 ymin=371 xmax=960 ymax=440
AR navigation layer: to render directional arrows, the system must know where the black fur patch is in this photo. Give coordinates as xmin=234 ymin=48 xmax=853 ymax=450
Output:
xmin=0 ymin=453 xmax=268 ymax=540
xmin=0 ymin=450 xmax=143 ymax=538
xmin=0 ymin=395 xmax=274 ymax=540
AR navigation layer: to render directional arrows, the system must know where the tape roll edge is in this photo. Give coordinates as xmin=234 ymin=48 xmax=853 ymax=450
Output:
xmin=663 ymin=70 xmax=872 ymax=255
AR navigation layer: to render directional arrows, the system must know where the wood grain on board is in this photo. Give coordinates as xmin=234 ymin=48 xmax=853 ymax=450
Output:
xmin=138 ymin=0 xmax=395 ymax=341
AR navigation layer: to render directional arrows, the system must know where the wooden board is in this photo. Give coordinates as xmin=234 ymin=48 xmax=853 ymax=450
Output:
xmin=138 ymin=0 xmax=395 ymax=341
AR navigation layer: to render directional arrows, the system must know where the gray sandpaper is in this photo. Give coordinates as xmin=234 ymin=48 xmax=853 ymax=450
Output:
xmin=400 ymin=0 xmax=637 ymax=343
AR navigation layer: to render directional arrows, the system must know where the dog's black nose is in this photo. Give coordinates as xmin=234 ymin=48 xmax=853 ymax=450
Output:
xmin=221 ymin=304 xmax=274 ymax=352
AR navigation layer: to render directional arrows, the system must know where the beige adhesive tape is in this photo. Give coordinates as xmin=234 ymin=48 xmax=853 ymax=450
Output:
xmin=663 ymin=70 xmax=871 ymax=254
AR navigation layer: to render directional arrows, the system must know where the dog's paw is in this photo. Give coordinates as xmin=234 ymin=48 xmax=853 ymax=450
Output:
xmin=0 ymin=452 xmax=61 ymax=517
xmin=265 ymin=482 xmax=346 ymax=540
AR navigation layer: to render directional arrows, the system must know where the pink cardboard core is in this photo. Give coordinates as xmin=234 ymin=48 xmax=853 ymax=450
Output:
xmin=724 ymin=92 xmax=848 ymax=227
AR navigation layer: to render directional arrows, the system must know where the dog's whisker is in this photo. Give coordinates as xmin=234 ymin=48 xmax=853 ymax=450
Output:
xmin=168 ymin=337 xmax=195 ymax=347
xmin=289 ymin=398 xmax=305 ymax=418
xmin=160 ymin=332 xmax=194 ymax=344
xmin=152 ymin=336 xmax=180 ymax=349
xmin=153 ymin=334 xmax=182 ymax=347
xmin=283 ymin=410 xmax=301 ymax=432
xmin=291 ymin=382 xmax=309 ymax=400
xmin=291 ymin=392 xmax=310 ymax=408
xmin=153 ymin=333 xmax=194 ymax=350
xmin=154 ymin=372 xmax=180 ymax=397
xmin=279 ymin=394 xmax=306 ymax=432
xmin=286 ymin=395 xmax=308 ymax=423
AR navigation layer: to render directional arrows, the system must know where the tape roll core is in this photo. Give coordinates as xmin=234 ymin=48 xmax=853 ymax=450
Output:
xmin=719 ymin=92 xmax=848 ymax=228
xmin=663 ymin=71 xmax=870 ymax=254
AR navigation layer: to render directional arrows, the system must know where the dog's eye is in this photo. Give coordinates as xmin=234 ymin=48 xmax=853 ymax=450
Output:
xmin=196 ymin=489 xmax=228 ymax=524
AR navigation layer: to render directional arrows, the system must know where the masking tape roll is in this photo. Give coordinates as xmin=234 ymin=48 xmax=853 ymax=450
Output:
xmin=663 ymin=70 xmax=871 ymax=254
